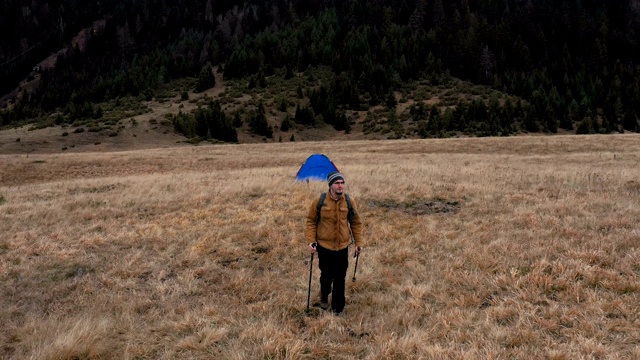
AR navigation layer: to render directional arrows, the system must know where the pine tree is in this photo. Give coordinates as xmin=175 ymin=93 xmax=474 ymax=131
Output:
xmin=233 ymin=112 xmax=243 ymax=128
xmin=249 ymin=101 xmax=273 ymax=138
xmin=195 ymin=63 xmax=216 ymax=92
xmin=294 ymin=104 xmax=315 ymax=126
xmin=385 ymin=91 xmax=397 ymax=110
xmin=284 ymin=65 xmax=294 ymax=80
xmin=280 ymin=114 xmax=291 ymax=132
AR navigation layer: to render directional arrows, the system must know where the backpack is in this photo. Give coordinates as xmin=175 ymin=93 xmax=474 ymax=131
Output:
xmin=315 ymin=192 xmax=356 ymax=225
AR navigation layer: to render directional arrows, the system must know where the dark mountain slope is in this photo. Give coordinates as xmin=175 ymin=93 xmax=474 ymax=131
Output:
xmin=1 ymin=0 xmax=639 ymax=140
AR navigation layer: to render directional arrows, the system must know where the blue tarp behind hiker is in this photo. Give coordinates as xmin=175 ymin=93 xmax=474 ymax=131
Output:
xmin=296 ymin=154 xmax=340 ymax=182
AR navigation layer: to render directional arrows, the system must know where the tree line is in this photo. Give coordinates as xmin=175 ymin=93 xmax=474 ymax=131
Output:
xmin=1 ymin=0 xmax=639 ymax=141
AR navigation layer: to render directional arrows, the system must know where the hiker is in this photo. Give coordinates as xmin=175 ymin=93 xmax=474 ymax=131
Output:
xmin=306 ymin=171 xmax=364 ymax=316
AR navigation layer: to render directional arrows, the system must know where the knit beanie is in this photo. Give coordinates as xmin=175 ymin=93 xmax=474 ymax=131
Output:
xmin=327 ymin=171 xmax=345 ymax=186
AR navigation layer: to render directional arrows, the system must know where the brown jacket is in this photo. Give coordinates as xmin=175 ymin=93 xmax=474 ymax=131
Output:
xmin=306 ymin=193 xmax=364 ymax=250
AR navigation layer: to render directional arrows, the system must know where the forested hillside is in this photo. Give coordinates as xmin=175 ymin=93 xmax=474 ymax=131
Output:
xmin=1 ymin=0 xmax=639 ymax=140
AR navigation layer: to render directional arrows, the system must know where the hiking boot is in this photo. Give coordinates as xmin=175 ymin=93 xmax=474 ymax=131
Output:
xmin=313 ymin=292 xmax=330 ymax=310
xmin=334 ymin=311 xmax=345 ymax=318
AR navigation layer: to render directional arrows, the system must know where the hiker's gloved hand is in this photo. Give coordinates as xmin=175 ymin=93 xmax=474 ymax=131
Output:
xmin=309 ymin=243 xmax=317 ymax=253
xmin=355 ymin=246 xmax=362 ymax=256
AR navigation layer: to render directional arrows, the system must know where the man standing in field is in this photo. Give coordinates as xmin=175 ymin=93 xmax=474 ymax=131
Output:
xmin=307 ymin=171 xmax=364 ymax=316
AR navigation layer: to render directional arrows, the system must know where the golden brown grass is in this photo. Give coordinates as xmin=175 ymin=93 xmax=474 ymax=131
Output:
xmin=1 ymin=135 xmax=639 ymax=359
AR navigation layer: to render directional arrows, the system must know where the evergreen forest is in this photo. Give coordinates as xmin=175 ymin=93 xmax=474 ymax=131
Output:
xmin=1 ymin=0 xmax=639 ymax=141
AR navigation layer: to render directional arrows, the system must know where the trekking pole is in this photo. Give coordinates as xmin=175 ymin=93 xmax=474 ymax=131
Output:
xmin=352 ymin=251 xmax=359 ymax=282
xmin=306 ymin=246 xmax=316 ymax=313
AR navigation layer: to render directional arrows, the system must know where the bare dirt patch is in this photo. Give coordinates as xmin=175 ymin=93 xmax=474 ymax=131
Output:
xmin=368 ymin=198 xmax=463 ymax=215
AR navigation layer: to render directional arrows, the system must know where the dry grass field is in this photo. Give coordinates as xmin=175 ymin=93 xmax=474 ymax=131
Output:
xmin=1 ymin=135 xmax=639 ymax=359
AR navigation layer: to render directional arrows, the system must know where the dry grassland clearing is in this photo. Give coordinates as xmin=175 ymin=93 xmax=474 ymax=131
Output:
xmin=1 ymin=135 xmax=639 ymax=359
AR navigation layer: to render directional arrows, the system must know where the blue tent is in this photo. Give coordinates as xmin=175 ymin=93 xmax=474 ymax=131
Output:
xmin=296 ymin=154 xmax=340 ymax=182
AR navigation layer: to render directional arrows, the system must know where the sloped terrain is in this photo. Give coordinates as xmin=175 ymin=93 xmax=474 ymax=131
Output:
xmin=1 ymin=66 xmax=521 ymax=155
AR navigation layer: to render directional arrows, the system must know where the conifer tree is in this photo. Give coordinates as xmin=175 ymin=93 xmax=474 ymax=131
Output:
xmin=233 ymin=112 xmax=243 ymax=128
xmin=249 ymin=101 xmax=273 ymax=137
xmin=385 ymin=91 xmax=397 ymax=110
xmin=195 ymin=63 xmax=216 ymax=92
xmin=280 ymin=114 xmax=292 ymax=132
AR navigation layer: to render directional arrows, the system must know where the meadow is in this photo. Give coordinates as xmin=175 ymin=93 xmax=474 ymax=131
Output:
xmin=1 ymin=135 xmax=639 ymax=359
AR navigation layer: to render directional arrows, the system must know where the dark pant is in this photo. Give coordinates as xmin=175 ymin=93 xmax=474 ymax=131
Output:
xmin=317 ymin=244 xmax=349 ymax=313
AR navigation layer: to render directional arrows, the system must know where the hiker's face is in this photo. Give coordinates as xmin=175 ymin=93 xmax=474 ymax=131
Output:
xmin=330 ymin=180 xmax=345 ymax=196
